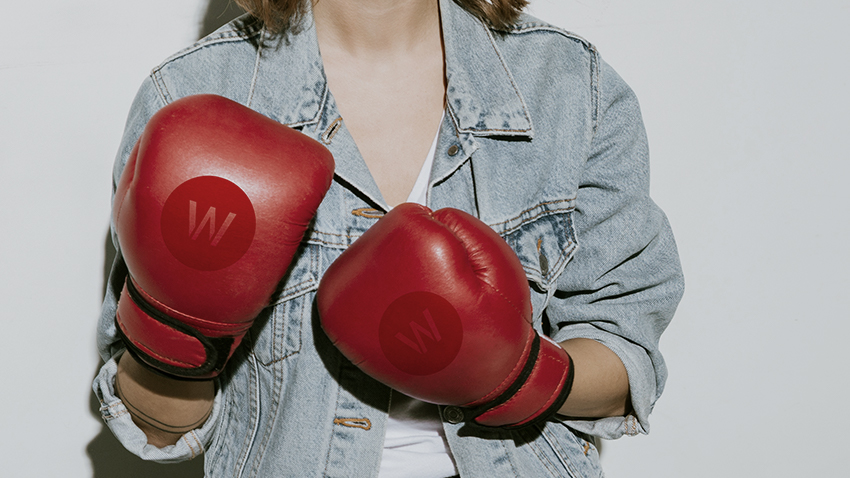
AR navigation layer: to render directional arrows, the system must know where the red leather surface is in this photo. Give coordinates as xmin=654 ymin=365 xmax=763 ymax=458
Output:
xmin=117 ymin=282 xmax=208 ymax=369
xmin=114 ymin=94 xmax=334 ymax=376
xmin=318 ymin=204 xmax=547 ymax=410
xmin=473 ymin=335 xmax=572 ymax=427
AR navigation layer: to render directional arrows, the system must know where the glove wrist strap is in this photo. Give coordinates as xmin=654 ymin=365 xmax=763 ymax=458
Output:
xmin=116 ymin=276 xmax=233 ymax=380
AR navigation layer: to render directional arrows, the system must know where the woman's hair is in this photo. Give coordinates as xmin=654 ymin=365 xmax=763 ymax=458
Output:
xmin=233 ymin=0 xmax=528 ymax=34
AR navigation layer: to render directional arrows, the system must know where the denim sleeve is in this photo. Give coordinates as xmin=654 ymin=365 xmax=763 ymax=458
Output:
xmin=548 ymin=58 xmax=685 ymax=439
xmin=92 ymin=351 xmax=223 ymax=463
xmin=92 ymin=77 xmax=222 ymax=461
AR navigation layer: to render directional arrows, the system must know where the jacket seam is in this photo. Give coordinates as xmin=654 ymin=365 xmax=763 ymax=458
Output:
xmin=148 ymin=20 xmax=264 ymax=106
xmin=247 ymin=334 xmax=286 ymax=477
xmin=489 ymin=201 xmax=575 ymax=231
xmin=246 ymin=27 xmax=265 ymax=108
xmin=297 ymin=84 xmax=329 ymax=130
xmin=484 ymin=26 xmax=533 ymax=135
xmin=501 ymin=21 xmax=600 ymax=138
xmin=232 ymin=350 xmax=261 ymax=477
xmin=590 ymin=47 xmax=600 ymax=136
xmin=156 ymin=18 xmax=263 ymax=69
xmin=271 ymin=277 xmax=318 ymax=305
xmin=514 ymin=215 xmax=577 ymax=284
xmin=521 ymin=426 xmax=563 ymax=476
xmin=150 ymin=69 xmax=172 ymax=104
xmin=270 ymin=298 xmax=304 ymax=364
xmin=508 ymin=24 xmax=591 ymax=47
xmin=502 ymin=207 xmax=574 ymax=238
xmin=538 ymin=424 xmax=584 ymax=477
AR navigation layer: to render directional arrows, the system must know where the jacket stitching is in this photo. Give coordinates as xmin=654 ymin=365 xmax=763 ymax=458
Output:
xmin=493 ymin=206 xmax=574 ymax=236
xmin=324 ymin=360 xmax=350 ymax=473
xmin=151 ymin=69 xmax=172 ymax=104
xmin=272 ymin=276 xmax=318 ymax=304
xmin=246 ymin=27 xmax=265 ymax=108
xmin=181 ymin=434 xmax=196 ymax=459
xmin=522 ymin=427 xmax=561 ymax=476
xmin=249 ymin=326 xmax=286 ymax=477
xmin=301 ymin=85 xmax=332 ymax=131
xmin=506 ymin=24 xmax=593 ymax=51
xmin=265 ymin=295 xmax=306 ymax=364
xmin=521 ymin=215 xmax=577 ymax=282
xmin=499 ymin=200 xmax=574 ymax=223
xmin=538 ymin=424 xmax=583 ymax=477
xmin=483 ymin=27 xmax=533 ymax=133
xmin=487 ymin=199 xmax=575 ymax=228
xmin=103 ymin=407 xmax=129 ymax=420
xmin=232 ymin=350 xmax=261 ymax=477
xmin=590 ymin=47 xmax=600 ymax=136
xmin=190 ymin=430 xmax=204 ymax=455
xmin=500 ymin=439 xmax=523 ymax=477
xmin=156 ymin=20 xmax=263 ymax=69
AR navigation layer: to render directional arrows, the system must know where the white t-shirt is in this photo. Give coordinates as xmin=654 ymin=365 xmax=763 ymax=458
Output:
xmin=378 ymin=119 xmax=459 ymax=478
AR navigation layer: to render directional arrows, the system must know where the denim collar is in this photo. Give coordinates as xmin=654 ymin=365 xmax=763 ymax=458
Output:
xmin=439 ymin=0 xmax=533 ymax=138
xmin=247 ymin=0 xmax=533 ymax=139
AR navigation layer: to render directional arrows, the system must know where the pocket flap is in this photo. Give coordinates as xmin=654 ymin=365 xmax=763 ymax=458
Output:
xmin=492 ymin=200 xmax=578 ymax=290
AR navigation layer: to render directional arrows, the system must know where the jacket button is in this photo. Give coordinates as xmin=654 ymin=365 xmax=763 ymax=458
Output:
xmin=447 ymin=145 xmax=460 ymax=156
xmin=443 ymin=406 xmax=464 ymax=424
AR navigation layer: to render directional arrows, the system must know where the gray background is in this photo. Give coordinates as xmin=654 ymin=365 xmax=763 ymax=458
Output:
xmin=1 ymin=0 xmax=847 ymax=476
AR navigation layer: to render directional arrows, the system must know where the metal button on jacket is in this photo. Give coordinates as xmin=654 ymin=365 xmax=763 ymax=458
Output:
xmin=443 ymin=406 xmax=464 ymax=424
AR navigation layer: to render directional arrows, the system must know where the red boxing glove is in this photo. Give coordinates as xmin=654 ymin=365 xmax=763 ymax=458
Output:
xmin=318 ymin=203 xmax=574 ymax=428
xmin=114 ymin=94 xmax=334 ymax=379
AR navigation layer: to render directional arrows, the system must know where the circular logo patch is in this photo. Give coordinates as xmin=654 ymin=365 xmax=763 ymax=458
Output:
xmin=161 ymin=176 xmax=256 ymax=271
xmin=378 ymin=291 xmax=463 ymax=376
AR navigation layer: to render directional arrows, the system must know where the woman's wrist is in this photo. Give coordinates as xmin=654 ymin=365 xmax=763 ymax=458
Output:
xmin=115 ymin=351 xmax=215 ymax=446
xmin=556 ymin=338 xmax=631 ymax=419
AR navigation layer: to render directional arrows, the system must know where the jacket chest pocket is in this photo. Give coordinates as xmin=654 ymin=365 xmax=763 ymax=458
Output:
xmin=250 ymin=243 xmax=320 ymax=366
xmin=495 ymin=205 xmax=578 ymax=329
xmin=499 ymin=207 xmax=577 ymax=291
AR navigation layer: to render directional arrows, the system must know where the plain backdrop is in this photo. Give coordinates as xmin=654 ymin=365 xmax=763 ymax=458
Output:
xmin=1 ymin=1 xmax=847 ymax=476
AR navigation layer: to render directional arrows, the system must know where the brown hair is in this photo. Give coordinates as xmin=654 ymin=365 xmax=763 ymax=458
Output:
xmin=233 ymin=0 xmax=528 ymax=34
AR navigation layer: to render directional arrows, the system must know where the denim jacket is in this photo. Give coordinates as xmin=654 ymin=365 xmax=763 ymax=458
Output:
xmin=93 ymin=0 xmax=684 ymax=476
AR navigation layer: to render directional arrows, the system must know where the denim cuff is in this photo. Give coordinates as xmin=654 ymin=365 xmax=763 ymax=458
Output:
xmin=92 ymin=351 xmax=222 ymax=463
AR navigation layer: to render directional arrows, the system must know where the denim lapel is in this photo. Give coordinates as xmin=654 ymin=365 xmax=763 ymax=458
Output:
xmin=428 ymin=0 xmax=535 ymax=201
xmin=248 ymin=13 xmax=385 ymax=208
xmin=245 ymin=1 xmax=535 ymax=211
xmin=440 ymin=0 xmax=533 ymax=138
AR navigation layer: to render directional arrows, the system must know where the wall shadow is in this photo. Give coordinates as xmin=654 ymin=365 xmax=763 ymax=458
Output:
xmin=87 ymin=391 xmax=206 ymax=478
xmin=87 ymin=232 xmax=206 ymax=477
xmin=86 ymin=5 xmax=246 ymax=476
xmin=199 ymin=0 xmax=248 ymax=38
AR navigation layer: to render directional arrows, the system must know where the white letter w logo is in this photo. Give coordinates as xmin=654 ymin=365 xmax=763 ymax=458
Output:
xmin=395 ymin=309 xmax=442 ymax=354
xmin=188 ymin=200 xmax=236 ymax=246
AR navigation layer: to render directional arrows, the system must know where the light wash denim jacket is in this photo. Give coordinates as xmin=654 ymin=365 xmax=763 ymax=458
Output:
xmin=93 ymin=0 xmax=684 ymax=476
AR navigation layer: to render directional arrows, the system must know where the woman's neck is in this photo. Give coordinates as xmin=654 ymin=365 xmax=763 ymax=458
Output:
xmin=312 ymin=0 xmax=440 ymax=59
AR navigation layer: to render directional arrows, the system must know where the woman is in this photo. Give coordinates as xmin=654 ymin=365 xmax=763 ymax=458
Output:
xmin=94 ymin=0 xmax=684 ymax=476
